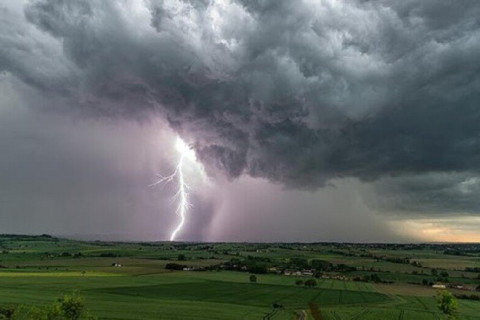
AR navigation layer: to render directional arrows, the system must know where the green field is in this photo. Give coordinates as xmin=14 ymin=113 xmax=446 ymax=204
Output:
xmin=1 ymin=235 xmax=480 ymax=319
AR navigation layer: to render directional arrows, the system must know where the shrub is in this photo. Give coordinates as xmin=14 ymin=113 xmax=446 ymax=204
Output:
xmin=99 ymin=252 xmax=118 ymax=258
xmin=6 ymin=293 xmax=96 ymax=320
xmin=177 ymin=254 xmax=186 ymax=261
xmin=437 ymin=290 xmax=458 ymax=317
xmin=0 ymin=305 xmax=16 ymax=319
xmin=58 ymin=293 xmax=84 ymax=320
xmin=295 ymin=279 xmax=304 ymax=286
xmin=165 ymin=263 xmax=186 ymax=270
xmin=304 ymin=279 xmax=317 ymax=288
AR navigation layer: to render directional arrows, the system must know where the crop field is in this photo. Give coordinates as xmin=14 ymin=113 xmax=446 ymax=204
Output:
xmin=1 ymin=235 xmax=480 ymax=319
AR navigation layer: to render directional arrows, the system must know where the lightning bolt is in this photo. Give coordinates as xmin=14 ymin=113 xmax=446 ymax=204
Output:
xmin=151 ymin=137 xmax=192 ymax=241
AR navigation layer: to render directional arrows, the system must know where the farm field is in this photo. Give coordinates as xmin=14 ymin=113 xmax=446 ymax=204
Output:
xmin=1 ymin=235 xmax=480 ymax=319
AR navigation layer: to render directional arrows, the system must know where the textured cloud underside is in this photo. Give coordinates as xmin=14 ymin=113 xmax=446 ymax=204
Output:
xmin=2 ymin=0 xmax=480 ymax=189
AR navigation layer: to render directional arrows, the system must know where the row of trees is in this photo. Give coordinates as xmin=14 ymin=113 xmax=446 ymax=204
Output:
xmin=295 ymin=279 xmax=317 ymax=287
xmin=221 ymin=256 xmax=359 ymax=275
xmin=249 ymin=275 xmax=318 ymax=288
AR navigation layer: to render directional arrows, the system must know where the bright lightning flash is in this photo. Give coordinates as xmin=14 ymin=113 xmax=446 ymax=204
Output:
xmin=151 ymin=137 xmax=196 ymax=241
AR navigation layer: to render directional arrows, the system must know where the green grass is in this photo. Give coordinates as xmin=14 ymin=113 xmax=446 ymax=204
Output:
xmin=2 ymin=235 xmax=480 ymax=319
xmin=93 ymin=280 xmax=390 ymax=308
xmin=0 ymin=274 xmax=392 ymax=319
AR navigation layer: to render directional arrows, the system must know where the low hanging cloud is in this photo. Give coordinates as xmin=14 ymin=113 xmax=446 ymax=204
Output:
xmin=372 ymin=172 xmax=480 ymax=215
xmin=2 ymin=0 xmax=480 ymax=214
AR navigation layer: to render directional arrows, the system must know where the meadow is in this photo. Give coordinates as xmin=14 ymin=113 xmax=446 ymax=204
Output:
xmin=1 ymin=235 xmax=480 ymax=319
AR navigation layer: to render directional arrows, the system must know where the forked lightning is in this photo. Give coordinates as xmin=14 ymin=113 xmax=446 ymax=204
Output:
xmin=151 ymin=138 xmax=193 ymax=241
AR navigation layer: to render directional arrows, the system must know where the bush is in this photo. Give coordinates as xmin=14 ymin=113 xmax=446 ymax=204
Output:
xmin=290 ymin=258 xmax=309 ymax=269
xmin=5 ymin=293 xmax=96 ymax=320
xmin=437 ymin=290 xmax=458 ymax=317
xmin=455 ymin=294 xmax=480 ymax=301
xmin=295 ymin=279 xmax=304 ymax=286
xmin=311 ymin=259 xmax=332 ymax=271
xmin=58 ymin=293 xmax=84 ymax=320
xmin=247 ymin=263 xmax=267 ymax=274
xmin=249 ymin=275 xmax=257 ymax=283
xmin=99 ymin=252 xmax=118 ymax=258
xmin=0 ymin=306 xmax=16 ymax=319
xmin=11 ymin=304 xmax=59 ymax=320
xmin=304 ymin=279 xmax=317 ymax=288
xmin=165 ymin=263 xmax=186 ymax=270
xmin=368 ymin=274 xmax=381 ymax=283
xmin=177 ymin=254 xmax=186 ymax=261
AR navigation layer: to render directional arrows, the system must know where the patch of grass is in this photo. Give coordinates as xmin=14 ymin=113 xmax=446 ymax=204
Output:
xmin=2 ymin=235 xmax=480 ymax=319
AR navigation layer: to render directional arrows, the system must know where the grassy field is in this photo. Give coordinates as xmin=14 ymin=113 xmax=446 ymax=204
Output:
xmin=1 ymin=235 xmax=480 ymax=319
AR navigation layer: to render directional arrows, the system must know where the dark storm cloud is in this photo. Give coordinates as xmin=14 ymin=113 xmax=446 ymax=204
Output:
xmin=372 ymin=173 xmax=480 ymax=215
xmin=3 ymin=0 xmax=480 ymax=190
xmin=0 ymin=3 xmax=75 ymax=92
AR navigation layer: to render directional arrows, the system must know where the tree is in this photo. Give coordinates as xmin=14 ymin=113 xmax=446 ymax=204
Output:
xmin=165 ymin=263 xmax=186 ymax=270
xmin=0 ymin=306 xmax=15 ymax=319
xmin=369 ymin=274 xmax=381 ymax=283
xmin=58 ymin=293 xmax=85 ymax=320
xmin=290 ymin=257 xmax=309 ymax=269
xmin=437 ymin=290 xmax=458 ymax=317
xmin=177 ymin=254 xmax=186 ymax=261
xmin=6 ymin=293 xmax=96 ymax=320
xmin=249 ymin=275 xmax=257 ymax=283
xmin=248 ymin=263 xmax=267 ymax=274
xmin=304 ymin=279 xmax=317 ymax=288
xmin=311 ymin=259 xmax=332 ymax=271
xmin=295 ymin=279 xmax=304 ymax=286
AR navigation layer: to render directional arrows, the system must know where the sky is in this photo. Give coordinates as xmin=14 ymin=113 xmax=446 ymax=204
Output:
xmin=1 ymin=0 xmax=480 ymax=242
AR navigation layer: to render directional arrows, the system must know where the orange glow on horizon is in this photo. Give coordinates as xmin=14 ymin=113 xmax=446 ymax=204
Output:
xmin=391 ymin=217 xmax=480 ymax=243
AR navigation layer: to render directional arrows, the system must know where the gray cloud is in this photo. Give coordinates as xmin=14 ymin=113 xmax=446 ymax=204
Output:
xmin=1 ymin=0 xmax=480 ymax=234
xmin=0 ymin=75 xmax=215 ymax=240
xmin=372 ymin=172 xmax=480 ymax=215
xmin=207 ymin=176 xmax=406 ymax=242
xmin=8 ymin=0 xmax=477 ymax=187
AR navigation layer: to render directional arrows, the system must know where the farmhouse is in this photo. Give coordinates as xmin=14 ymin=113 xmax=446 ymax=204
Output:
xmin=302 ymin=269 xmax=314 ymax=276
xmin=432 ymin=283 xmax=446 ymax=289
xmin=283 ymin=269 xmax=302 ymax=276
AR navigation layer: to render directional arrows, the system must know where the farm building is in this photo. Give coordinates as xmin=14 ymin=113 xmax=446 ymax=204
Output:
xmin=283 ymin=269 xmax=302 ymax=276
xmin=302 ymin=269 xmax=314 ymax=276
